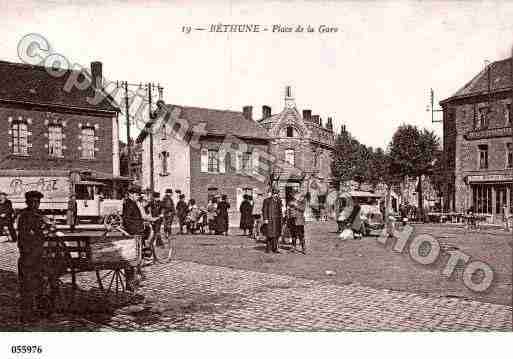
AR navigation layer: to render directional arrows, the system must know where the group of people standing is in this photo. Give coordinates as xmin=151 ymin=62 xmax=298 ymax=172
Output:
xmin=240 ymin=187 xmax=307 ymax=254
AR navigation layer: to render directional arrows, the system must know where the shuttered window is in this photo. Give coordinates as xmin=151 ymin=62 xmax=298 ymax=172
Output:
xmin=48 ymin=124 xmax=63 ymax=157
xmin=81 ymin=127 xmax=95 ymax=159
xmin=12 ymin=121 xmax=28 ymax=155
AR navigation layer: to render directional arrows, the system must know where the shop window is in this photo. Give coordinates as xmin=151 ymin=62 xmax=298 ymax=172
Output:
xmin=496 ymin=186 xmax=508 ymax=216
xmin=472 ymin=185 xmax=493 ymax=214
xmin=478 ymin=144 xmax=488 ymax=169
xmin=11 ymin=121 xmax=29 ymax=155
xmin=81 ymin=127 xmax=95 ymax=159
xmin=48 ymin=124 xmax=63 ymax=157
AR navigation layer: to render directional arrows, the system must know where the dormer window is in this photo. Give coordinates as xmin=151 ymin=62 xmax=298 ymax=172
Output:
xmin=281 ymin=126 xmax=297 ymax=138
xmin=477 ymin=106 xmax=489 ymax=129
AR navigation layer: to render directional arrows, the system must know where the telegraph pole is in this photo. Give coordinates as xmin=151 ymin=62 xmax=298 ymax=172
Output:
xmin=148 ymin=83 xmax=155 ymax=192
xmin=124 ymin=81 xmax=131 ymax=167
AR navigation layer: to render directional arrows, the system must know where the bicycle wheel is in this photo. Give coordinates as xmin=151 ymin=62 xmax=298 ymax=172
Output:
xmin=153 ymin=232 xmax=173 ymax=262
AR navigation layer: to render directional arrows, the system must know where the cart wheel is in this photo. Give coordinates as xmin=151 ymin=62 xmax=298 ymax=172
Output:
xmin=95 ymin=269 xmax=129 ymax=298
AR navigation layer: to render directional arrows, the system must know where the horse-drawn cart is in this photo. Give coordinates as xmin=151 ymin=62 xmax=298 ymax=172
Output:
xmin=41 ymin=229 xmax=142 ymax=311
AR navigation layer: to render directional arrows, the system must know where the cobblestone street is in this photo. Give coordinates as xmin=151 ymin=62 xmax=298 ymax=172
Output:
xmin=0 ymin=225 xmax=511 ymax=331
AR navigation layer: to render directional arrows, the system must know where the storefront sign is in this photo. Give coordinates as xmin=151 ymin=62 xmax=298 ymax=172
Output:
xmin=467 ymin=174 xmax=513 ymax=183
xmin=464 ymin=126 xmax=512 ymax=140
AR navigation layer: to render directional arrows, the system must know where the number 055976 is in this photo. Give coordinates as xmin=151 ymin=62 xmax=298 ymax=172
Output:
xmin=10 ymin=345 xmax=43 ymax=354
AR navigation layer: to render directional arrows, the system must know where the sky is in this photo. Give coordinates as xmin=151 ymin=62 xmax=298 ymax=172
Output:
xmin=1 ymin=0 xmax=513 ymax=149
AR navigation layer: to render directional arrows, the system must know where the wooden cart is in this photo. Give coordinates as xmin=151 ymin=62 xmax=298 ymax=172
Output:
xmin=41 ymin=229 xmax=142 ymax=311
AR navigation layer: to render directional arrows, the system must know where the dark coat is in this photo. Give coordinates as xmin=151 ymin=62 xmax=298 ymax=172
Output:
xmin=17 ymin=207 xmax=48 ymax=304
xmin=239 ymin=200 xmax=253 ymax=230
xmin=176 ymin=200 xmax=188 ymax=220
xmin=0 ymin=199 xmax=14 ymax=221
xmin=161 ymin=195 xmax=175 ymax=216
xmin=216 ymin=200 xmax=230 ymax=233
xmin=122 ymin=198 xmax=144 ymax=235
xmin=17 ymin=207 xmax=46 ymax=256
xmin=145 ymin=199 xmax=161 ymax=218
xmin=289 ymin=198 xmax=306 ymax=226
xmin=262 ymin=196 xmax=283 ymax=238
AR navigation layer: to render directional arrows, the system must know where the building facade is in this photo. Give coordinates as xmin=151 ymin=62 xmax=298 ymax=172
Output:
xmin=258 ymin=86 xmax=336 ymax=219
xmin=440 ymin=57 xmax=513 ymax=222
xmin=137 ymin=102 xmax=271 ymax=226
xmin=0 ymin=60 xmax=121 ymax=181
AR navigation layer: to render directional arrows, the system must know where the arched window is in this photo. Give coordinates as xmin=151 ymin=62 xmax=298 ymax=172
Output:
xmin=286 ymin=126 xmax=294 ymax=137
xmin=160 ymin=151 xmax=170 ymax=175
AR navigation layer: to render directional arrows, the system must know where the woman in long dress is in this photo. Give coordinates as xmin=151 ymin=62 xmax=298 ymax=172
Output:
xmin=239 ymin=194 xmax=254 ymax=236
xmin=216 ymin=194 xmax=230 ymax=235
xmin=207 ymin=198 xmax=217 ymax=234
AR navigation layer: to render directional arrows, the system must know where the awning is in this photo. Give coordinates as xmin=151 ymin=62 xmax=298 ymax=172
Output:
xmin=76 ymin=180 xmax=105 ymax=186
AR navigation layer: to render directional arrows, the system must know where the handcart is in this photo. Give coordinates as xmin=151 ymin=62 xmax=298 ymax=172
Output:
xmin=40 ymin=227 xmax=142 ymax=312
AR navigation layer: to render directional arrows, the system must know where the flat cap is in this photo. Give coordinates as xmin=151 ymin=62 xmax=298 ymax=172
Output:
xmin=127 ymin=186 xmax=142 ymax=194
xmin=25 ymin=190 xmax=44 ymax=200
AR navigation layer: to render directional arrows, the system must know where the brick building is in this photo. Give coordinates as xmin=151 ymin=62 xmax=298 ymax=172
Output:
xmin=440 ymin=57 xmax=513 ymax=222
xmin=0 ymin=60 xmax=123 ymax=194
xmin=137 ymin=101 xmax=270 ymax=226
xmin=257 ymin=86 xmax=336 ymax=219
xmin=120 ymin=139 xmax=143 ymax=184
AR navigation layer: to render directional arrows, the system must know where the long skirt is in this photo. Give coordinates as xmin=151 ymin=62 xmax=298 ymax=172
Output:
xmin=216 ymin=215 xmax=228 ymax=234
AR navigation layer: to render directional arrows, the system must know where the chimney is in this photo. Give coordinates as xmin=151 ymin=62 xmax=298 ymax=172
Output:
xmin=90 ymin=61 xmax=103 ymax=90
xmin=285 ymin=86 xmax=292 ymax=98
xmin=262 ymin=105 xmax=271 ymax=119
xmin=312 ymin=114 xmax=320 ymax=125
xmin=326 ymin=117 xmax=333 ymax=131
xmin=302 ymin=109 xmax=312 ymax=122
xmin=243 ymin=106 xmax=253 ymax=121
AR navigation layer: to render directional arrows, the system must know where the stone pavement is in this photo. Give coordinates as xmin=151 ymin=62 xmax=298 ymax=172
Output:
xmin=0 ymin=241 xmax=511 ymax=331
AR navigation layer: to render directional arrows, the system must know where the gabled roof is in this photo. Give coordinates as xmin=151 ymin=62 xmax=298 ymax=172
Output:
xmin=0 ymin=60 xmax=119 ymax=113
xmin=137 ymin=103 xmax=270 ymax=143
xmin=441 ymin=57 xmax=513 ymax=104
xmin=258 ymin=107 xmax=302 ymax=126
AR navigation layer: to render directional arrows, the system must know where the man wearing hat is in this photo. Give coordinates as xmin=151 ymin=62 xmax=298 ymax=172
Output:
xmin=176 ymin=194 xmax=188 ymax=234
xmin=17 ymin=190 xmax=49 ymax=320
xmin=262 ymin=186 xmax=283 ymax=253
xmin=161 ymin=189 xmax=175 ymax=237
xmin=122 ymin=186 xmax=145 ymax=289
xmin=0 ymin=191 xmax=17 ymax=242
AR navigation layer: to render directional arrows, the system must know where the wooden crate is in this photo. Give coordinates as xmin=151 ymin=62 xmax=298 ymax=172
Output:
xmin=44 ymin=231 xmax=141 ymax=272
